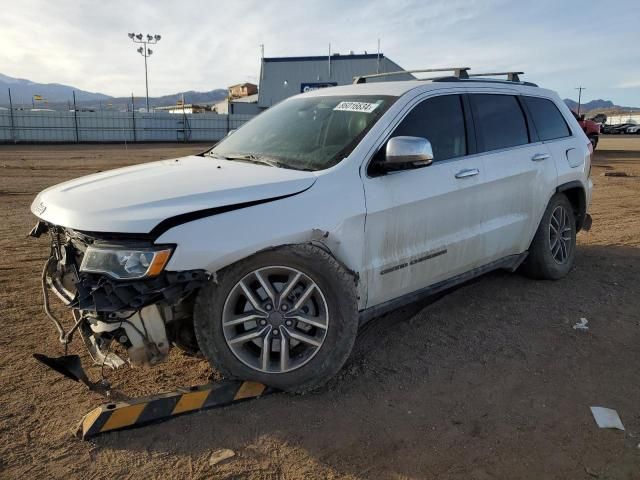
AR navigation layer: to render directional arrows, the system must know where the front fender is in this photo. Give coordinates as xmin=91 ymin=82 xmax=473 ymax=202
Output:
xmin=156 ymin=172 xmax=368 ymax=308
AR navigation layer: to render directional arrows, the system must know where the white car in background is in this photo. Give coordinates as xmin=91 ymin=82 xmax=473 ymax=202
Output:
xmin=30 ymin=68 xmax=593 ymax=392
xmin=626 ymin=124 xmax=640 ymax=134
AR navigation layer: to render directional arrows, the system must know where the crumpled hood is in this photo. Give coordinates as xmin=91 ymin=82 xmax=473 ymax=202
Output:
xmin=31 ymin=155 xmax=316 ymax=234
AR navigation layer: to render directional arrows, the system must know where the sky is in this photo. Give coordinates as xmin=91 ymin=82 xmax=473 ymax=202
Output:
xmin=1 ymin=0 xmax=639 ymax=105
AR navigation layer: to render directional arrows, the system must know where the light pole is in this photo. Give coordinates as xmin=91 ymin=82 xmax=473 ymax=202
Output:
xmin=128 ymin=33 xmax=161 ymax=112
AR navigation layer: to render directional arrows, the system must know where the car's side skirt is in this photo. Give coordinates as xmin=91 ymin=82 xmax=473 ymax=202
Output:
xmin=358 ymin=252 xmax=528 ymax=325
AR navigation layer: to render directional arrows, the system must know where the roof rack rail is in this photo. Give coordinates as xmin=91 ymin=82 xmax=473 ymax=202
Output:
xmin=467 ymin=71 xmax=525 ymax=82
xmin=353 ymin=67 xmax=470 ymax=84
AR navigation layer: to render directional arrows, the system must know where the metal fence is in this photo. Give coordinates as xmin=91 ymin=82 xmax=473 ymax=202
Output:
xmin=0 ymin=110 xmax=256 ymax=143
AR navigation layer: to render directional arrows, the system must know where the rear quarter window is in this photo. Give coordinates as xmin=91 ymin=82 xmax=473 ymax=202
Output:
xmin=471 ymin=94 xmax=529 ymax=152
xmin=524 ymin=96 xmax=572 ymax=141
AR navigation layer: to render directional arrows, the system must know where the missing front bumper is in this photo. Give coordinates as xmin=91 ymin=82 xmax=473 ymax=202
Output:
xmin=38 ymin=230 xmax=208 ymax=369
xmin=72 ymin=269 xmax=208 ymax=312
xmin=43 ymin=266 xmax=208 ymax=367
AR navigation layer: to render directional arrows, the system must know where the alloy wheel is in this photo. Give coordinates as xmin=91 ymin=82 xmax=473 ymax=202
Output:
xmin=549 ymin=205 xmax=572 ymax=264
xmin=222 ymin=266 xmax=329 ymax=374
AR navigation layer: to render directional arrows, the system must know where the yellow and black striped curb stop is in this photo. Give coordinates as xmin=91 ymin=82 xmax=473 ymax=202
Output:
xmin=77 ymin=381 xmax=273 ymax=440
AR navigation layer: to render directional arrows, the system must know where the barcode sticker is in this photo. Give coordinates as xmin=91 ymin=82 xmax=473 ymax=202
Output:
xmin=333 ymin=101 xmax=380 ymax=113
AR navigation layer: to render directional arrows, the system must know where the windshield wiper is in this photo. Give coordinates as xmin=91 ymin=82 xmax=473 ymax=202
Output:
xmin=206 ymin=151 xmax=271 ymax=165
xmin=231 ymin=154 xmax=279 ymax=167
xmin=209 ymin=152 xmax=315 ymax=171
xmin=206 ymin=152 xmax=228 ymax=160
xmin=221 ymin=153 xmax=291 ymax=169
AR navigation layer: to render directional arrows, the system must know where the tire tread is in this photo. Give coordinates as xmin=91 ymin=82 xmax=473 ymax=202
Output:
xmin=193 ymin=244 xmax=358 ymax=393
xmin=521 ymin=193 xmax=576 ymax=280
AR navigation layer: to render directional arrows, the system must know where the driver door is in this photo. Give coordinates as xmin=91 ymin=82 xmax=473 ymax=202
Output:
xmin=362 ymin=94 xmax=486 ymax=307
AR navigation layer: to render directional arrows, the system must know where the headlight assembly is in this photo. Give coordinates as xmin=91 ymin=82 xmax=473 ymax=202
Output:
xmin=80 ymin=245 xmax=173 ymax=280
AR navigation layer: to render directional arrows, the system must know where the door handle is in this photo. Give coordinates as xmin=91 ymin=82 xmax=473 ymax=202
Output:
xmin=455 ymin=168 xmax=479 ymax=179
xmin=531 ymin=153 xmax=550 ymax=161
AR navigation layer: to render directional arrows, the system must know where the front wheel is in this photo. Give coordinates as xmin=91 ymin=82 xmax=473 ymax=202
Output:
xmin=193 ymin=245 xmax=359 ymax=393
xmin=521 ymin=193 xmax=576 ymax=280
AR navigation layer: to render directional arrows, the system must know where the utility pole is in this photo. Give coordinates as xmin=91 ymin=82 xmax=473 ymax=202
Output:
xmin=575 ymin=86 xmax=586 ymax=117
xmin=128 ymin=33 xmax=161 ymax=113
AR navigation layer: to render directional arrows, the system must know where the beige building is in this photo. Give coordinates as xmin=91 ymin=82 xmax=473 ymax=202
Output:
xmin=228 ymin=83 xmax=258 ymax=99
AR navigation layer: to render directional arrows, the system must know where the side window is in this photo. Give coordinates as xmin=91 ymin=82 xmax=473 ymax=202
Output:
xmin=471 ymin=94 xmax=529 ymax=152
xmin=524 ymin=96 xmax=571 ymax=141
xmin=391 ymin=94 xmax=467 ymax=161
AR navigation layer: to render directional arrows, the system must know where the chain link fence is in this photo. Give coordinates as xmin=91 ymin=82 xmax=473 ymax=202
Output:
xmin=0 ymin=110 xmax=256 ymax=143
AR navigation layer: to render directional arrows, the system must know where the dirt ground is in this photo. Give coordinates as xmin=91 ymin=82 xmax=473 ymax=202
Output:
xmin=0 ymin=138 xmax=639 ymax=479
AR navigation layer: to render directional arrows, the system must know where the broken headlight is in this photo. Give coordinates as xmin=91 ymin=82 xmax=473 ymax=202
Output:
xmin=80 ymin=245 xmax=173 ymax=280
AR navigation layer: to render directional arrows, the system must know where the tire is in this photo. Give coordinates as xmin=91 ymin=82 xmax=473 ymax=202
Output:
xmin=521 ymin=193 xmax=576 ymax=280
xmin=193 ymin=244 xmax=359 ymax=393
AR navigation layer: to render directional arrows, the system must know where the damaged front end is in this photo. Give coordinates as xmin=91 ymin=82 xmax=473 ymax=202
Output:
xmin=31 ymin=220 xmax=208 ymax=378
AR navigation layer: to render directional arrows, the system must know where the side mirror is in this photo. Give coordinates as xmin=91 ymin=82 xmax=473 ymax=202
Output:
xmin=384 ymin=136 xmax=434 ymax=168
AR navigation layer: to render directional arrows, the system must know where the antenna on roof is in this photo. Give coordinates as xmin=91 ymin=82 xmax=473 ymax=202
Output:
xmin=377 ymin=39 xmax=381 ymax=74
xmin=328 ymin=43 xmax=331 ymax=78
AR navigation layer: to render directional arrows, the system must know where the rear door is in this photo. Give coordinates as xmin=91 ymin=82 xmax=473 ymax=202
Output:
xmin=469 ymin=93 xmax=557 ymax=261
xmin=522 ymin=95 xmax=577 ymax=188
xmin=362 ymin=93 xmax=486 ymax=308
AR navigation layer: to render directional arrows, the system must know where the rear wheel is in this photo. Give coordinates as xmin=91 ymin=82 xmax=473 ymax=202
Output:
xmin=194 ymin=245 xmax=358 ymax=393
xmin=521 ymin=193 xmax=576 ymax=280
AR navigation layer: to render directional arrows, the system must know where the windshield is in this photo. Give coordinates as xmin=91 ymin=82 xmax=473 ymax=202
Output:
xmin=209 ymin=95 xmax=396 ymax=171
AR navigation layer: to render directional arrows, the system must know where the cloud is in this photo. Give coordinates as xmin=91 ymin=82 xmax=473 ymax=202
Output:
xmin=1 ymin=0 xmax=639 ymax=105
xmin=616 ymin=80 xmax=640 ymax=89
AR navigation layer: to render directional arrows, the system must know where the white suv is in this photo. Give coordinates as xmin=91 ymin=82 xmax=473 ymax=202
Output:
xmin=31 ymin=69 xmax=593 ymax=392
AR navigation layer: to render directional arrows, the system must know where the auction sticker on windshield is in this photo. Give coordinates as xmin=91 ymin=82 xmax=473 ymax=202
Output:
xmin=334 ymin=101 xmax=380 ymax=113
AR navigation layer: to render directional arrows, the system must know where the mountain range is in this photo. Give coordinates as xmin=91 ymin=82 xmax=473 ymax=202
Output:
xmin=0 ymin=73 xmax=636 ymax=114
xmin=0 ymin=73 xmax=227 ymax=110
xmin=563 ymin=98 xmax=618 ymax=112
xmin=0 ymin=73 xmax=110 ymax=103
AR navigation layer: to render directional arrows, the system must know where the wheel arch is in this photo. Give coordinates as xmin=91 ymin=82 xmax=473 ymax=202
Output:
xmin=252 ymin=240 xmax=360 ymax=284
xmin=207 ymin=239 xmax=363 ymax=307
xmin=557 ymin=181 xmax=587 ymax=231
